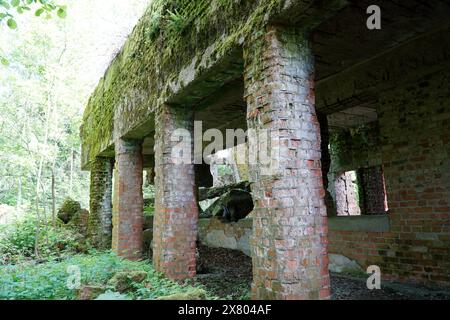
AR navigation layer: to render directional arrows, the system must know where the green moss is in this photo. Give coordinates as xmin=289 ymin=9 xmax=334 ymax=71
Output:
xmin=57 ymin=198 xmax=82 ymax=224
xmin=107 ymin=270 xmax=148 ymax=293
xmin=59 ymin=198 xmax=81 ymax=214
xmin=330 ymin=123 xmax=381 ymax=169
xmin=81 ymin=0 xmax=286 ymax=166
xmin=156 ymin=288 xmax=206 ymax=300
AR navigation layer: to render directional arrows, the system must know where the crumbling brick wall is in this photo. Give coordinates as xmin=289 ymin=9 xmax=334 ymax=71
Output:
xmin=328 ymin=70 xmax=450 ymax=286
xmin=88 ymin=157 xmax=113 ymax=249
xmin=328 ymin=123 xmax=383 ymax=214
xmin=358 ymin=166 xmax=388 ymax=215
xmin=334 ymin=171 xmax=361 ymax=216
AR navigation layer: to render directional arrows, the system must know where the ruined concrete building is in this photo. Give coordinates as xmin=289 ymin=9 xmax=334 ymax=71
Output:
xmin=80 ymin=0 xmax=450 ymax=299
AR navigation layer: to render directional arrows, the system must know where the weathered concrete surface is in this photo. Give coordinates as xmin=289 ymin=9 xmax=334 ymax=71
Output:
xmin=316 ymin=26 xmax=450 ymax=114
xmin=79 ymin=0 xmax=358 ymax=170
xmin=328 ymin=215 xmax=390 ymax=232
xmin=198 ymin=218 xmax=366 ymax=275
xmin=327 ymin=254 xmax=363 ymax=274
xmin=80 ymin=1 xmax=450 ymax=170
xmin=80 ymin=0 xmax=336 ymax=169
xmin=198 ymin=218 xmax=253 ymax=256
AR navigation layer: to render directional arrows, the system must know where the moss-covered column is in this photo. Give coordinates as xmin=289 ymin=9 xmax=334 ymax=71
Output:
xmin=111 ymin=139 xmax=144 ymax=260
xmin=153 ymin=104 xmax=198 ymax=280
xmin=244 ymin=25 xmax=330 ymax=300
xmin=88 ymin=157 xmax=113 ymax=249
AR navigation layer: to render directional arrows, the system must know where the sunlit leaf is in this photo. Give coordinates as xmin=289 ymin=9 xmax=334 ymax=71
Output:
xmin=35 ymin=8 xmax=44 ymax=16
xmin=6 ymin=17 xmax=17 ymax=29
xmin=56 ymin=7 xmax=66 ymax=18
xmin=0 ymin=57 xmax=9 ymax=66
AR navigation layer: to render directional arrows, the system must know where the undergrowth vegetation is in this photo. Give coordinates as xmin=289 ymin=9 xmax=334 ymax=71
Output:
xmin=143 ymin=183 xmax=155 ymax=217
xmin=0 ymin=211 xmax=219 ymax=300
xmin=0 ymin=215 xmax=86 ymax=265
xmin=0 ymin=251 xmax=214 ymax=300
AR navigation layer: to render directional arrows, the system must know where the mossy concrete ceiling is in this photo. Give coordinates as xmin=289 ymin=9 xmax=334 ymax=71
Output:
xmin=80 ymin=0 xmax=450 ymax=169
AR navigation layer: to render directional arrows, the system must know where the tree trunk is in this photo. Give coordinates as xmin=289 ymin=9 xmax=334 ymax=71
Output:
xmin=69 ymin=148 xmax=74 ymax=196
xmin=34 ymin=189 xmax=41 ymax=260
xmin=40 ymin=179 xmax=49 ymax=246
xmin=16 ymin=177 xmax=22 ymax=212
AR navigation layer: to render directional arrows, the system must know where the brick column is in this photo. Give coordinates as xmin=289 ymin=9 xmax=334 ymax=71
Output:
xmin=244 ymin=26 xmax=330 ymax=300
xmin=153 ymin=104 xmax=198 ymax=280
xmin=88 ymin=157 xmax=113 ymax=249
xmin=318 ymin=113 xmax=336 ymax=216
xmin=112 ymin=139 xmax=144 ymax=260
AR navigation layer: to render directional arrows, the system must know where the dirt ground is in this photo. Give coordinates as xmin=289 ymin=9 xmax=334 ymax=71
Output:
xmin=195 ymin=245 xmax=450 ymax=300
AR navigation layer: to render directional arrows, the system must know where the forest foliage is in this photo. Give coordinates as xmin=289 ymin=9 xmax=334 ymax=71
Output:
xmin=0 ymin=0 xmax=155 ymax=299
xmin=0 ymin=0 xmax=150 ymax=219
xmin=0 ymin=0 xmax=67 ymax=32
xmin=0 ymin=251 xmax=212 ymax=300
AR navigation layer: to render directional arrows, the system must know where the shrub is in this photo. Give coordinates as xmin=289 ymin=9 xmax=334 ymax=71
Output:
xmin=0 ymin=214 xmax=85 ymax=265
xmin=0 ymin=252 xmax=217 ymax=300
xmin=0 ymin=252 xmax=145 ymax=300
xmin=142 ymin=184 xmax=155 ymax=199
xmin=57 ymin=198 xmax=82 ymax=224
xmin=143 ymin=202 xmax=154 ymax=217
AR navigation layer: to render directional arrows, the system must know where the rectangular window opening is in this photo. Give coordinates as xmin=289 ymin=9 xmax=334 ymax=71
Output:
xmin=333 ymin=165 xmax=388 ymax=216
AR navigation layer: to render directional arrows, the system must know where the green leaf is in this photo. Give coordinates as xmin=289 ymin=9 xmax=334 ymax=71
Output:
xmin=56 ymin=8 xmax=66 ymax=18
xmin=35 ymin=8 xmax=44 ymax=16
xmin=11 ymin=0 xmax=20 ymax=7
xmin=6 ymin=18 xmax=17 ymax=29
